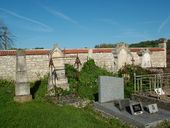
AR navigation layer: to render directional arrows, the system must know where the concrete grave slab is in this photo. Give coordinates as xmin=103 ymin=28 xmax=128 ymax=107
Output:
xmin=94 ymin=101 xmax=170 ymax=128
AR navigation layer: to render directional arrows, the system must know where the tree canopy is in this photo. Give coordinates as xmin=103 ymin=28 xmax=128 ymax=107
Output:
xmin=129 ymin=40 xmax=160 ymax=48
xmin=94 ymin=39 xmax=170 ymax=48
xmin=94 ymin=43 xmax=116 ymax=48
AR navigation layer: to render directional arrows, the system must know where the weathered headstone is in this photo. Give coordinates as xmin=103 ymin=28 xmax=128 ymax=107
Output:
xmin=48 ymin=46 xmax=69 ymax=94
xmin=141 ymin=49 xmax=151 ymax=68
xmin=98 ymin=76 xmax=124 ymax=103
xmin=14 ymin=50 xmax=32 ymax=102
xmin=112 ymin=44 xmax=133 ymax=70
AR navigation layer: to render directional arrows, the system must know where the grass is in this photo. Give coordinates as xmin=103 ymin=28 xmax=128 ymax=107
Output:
xmin=0 ymin=101 xmax=124 ymax=128
xmin=0 ymin=79 xmax=127 ymax=128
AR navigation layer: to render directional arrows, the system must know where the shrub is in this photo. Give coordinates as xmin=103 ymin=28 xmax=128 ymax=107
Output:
xmin=65 ymin=64 xmax=79 ymax=94
xmin=118 ymin=64 xmax=153 ymax=98
xmin=78 ymin=59 xmax=113 ymax=100
xmin=65 ymin=59 xmax=114 ymax=100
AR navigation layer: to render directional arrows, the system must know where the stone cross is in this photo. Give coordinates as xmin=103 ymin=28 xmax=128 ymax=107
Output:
xmin=14 ymin=50 xmax=32 ymax=102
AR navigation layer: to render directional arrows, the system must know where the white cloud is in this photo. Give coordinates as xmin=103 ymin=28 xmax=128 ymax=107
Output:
xmin=0 ymin=8 xmax=53 ymax=32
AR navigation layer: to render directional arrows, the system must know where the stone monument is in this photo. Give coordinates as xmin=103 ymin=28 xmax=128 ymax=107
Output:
xmin=98 ymin=76 xmax=124 ymax=103
xmin=14 ymin=50 xmax=32 ymax=102
xmin=141 ymin=49 xmax=151 ymax=68
xmin=48 ymin=46 xmax=69 ymax=95
xmin=112 ymin=43 xmax=133 ymax=70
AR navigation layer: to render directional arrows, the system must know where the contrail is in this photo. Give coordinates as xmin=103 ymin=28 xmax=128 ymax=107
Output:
xmin=158 ymin=16 xmax=170 ymax=33
xmin=42 ymin=5 xmax=78 ymax=24
xmin=0 ymin=8 xmax=53 ymax=32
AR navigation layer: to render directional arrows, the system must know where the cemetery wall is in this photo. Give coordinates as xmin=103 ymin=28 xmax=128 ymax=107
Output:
xmin=0 ymin=50 xmax=49 ymax=81
xmin=0 ymin=46 xmax=166 ymax=81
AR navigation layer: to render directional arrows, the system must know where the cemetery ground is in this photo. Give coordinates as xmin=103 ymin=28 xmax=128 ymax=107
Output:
xmin=0 ymin=78 xmax=127 ymax=128
xmin=1 ymin=60 xmax=170 ymax=128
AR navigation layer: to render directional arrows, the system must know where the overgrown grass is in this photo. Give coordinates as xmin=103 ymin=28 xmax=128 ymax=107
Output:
xmin=0 ymin=78 xmax=127 ymax=128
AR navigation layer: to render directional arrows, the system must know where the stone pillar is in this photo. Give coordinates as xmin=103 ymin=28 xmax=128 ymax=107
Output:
xmin=14 ymin=50 xmax=32 ymax=102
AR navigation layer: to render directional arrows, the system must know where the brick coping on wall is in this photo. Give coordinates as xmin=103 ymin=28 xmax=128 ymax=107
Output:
xmin=0 ymin=49 xmax=50 ymax=56
xmin=0 ymin=48 xmax=164 ymax=56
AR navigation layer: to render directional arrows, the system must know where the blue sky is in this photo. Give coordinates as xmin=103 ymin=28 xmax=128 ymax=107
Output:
xmin=0 ymin=0 xmax=170 ymax=49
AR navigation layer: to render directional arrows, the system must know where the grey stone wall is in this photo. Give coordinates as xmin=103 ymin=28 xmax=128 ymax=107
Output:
xmin=26 ymin=55 xmax=49 ymax=81
xmin=0 ymin=47 xmax=166 ymax=81
xmin=0 ymin=56 xmax=16 ymax=80
xmin=151 ymin=51 xmax=166 ymax=67
xmin=64 ymin=50 xmax=166 ymax=71
xmin=64 ymin=52 xmax=115 ymax=71
xmin=0 ymin=54 xmax=49 ymax=81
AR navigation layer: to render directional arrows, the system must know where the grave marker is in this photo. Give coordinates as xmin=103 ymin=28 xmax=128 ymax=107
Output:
xmin=98 ymin=76 xmax=124 ymax=103
xmin=48 ymin=46 xmax=69 ymax=95
xmin=14 ymin=50 xmax=32 ymax=102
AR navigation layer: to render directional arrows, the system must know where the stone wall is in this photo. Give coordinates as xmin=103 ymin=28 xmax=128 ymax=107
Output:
xmin=26 ymin=55 xmax=49 ymax=81
xmin=64 ymin=49 xmax=114 ymax=71
xmin=64 ymin=47 xmax=166 ymax=71
xmin=0 ymin=55 xmax=16 ymax=80
xmin=0 ymin=50 xmax=49 ymax=81
xmin=130 ymin=49 xmax=166 ymax=67
xmin=0 ymin=43 xmax=167 ymax=81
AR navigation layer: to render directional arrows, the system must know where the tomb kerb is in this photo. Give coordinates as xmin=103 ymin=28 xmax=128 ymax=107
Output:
xmin=14 ymin=50 xmax=32 ymax=103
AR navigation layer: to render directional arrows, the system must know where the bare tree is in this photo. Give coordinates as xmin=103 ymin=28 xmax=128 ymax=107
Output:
xmin=0 ymin=21 xmax=14 ymax=49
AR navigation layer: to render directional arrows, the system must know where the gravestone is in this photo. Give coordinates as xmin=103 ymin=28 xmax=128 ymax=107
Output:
xmin=48 ymin=46 xmax=69 ymax=94
xmin=112 ymin=44 xmax=133 ymax=70
xmin=14 ymin=50 xmax=32 ymax=102
xmin=141 ymin=49 xmax=151 ymax=68
xmin=98 ymin=76 xmax=124 ymax=103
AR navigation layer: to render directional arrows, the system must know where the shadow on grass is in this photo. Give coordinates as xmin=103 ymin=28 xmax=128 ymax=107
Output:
xmin=30 ymin=80 xmax=41 ymax=99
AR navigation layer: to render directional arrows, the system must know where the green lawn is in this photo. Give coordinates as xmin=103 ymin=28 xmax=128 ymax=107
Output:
xmin=0 ymin=80 xmax=127 ymax=128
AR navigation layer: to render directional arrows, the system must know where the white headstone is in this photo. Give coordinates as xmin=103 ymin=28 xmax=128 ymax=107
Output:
xmin=141 ymin=52 xmax=151 ymax=68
